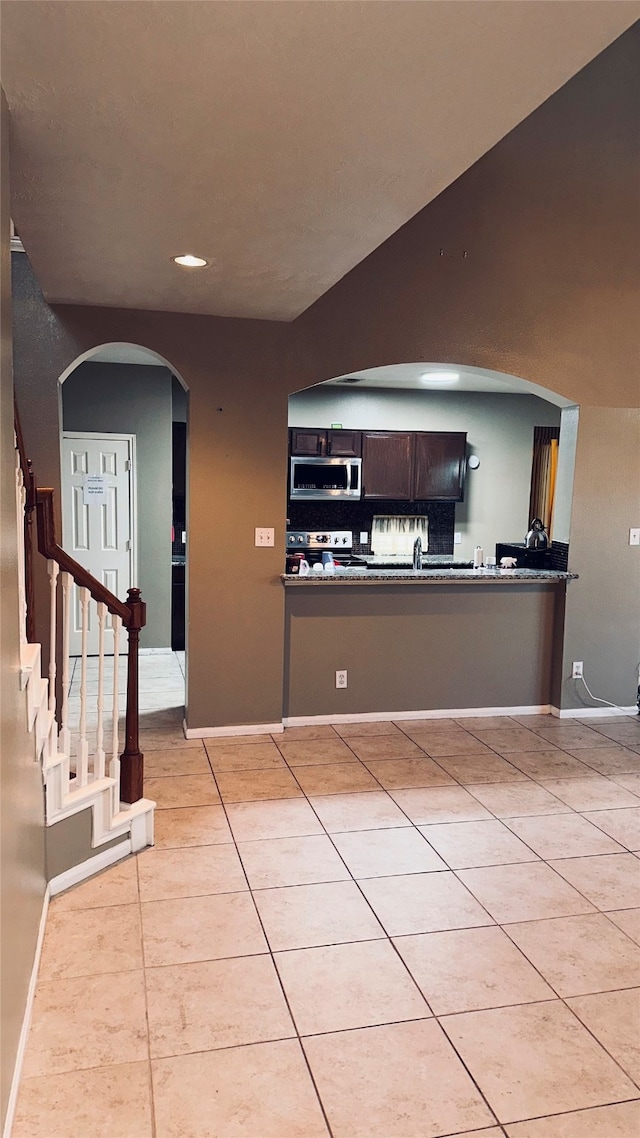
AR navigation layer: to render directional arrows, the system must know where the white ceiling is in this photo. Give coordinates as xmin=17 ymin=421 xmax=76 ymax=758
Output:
xmin=87 ymin=344 xmax=168 ymax=367
xmin=326 ymin=363 xmax=574 ymax=406
xmin=3 ymin=2 xmax=638 ymax=320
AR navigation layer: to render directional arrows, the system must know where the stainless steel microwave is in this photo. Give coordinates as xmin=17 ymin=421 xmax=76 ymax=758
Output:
xmin=289 ymin=456 xmax=362 ymax=500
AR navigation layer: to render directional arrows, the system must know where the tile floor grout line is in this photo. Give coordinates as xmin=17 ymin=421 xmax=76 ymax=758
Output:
xmin=492 ymin=1097 xmax=640 ymax=1129
xmin=134 ymin=854 xmax=159 ymax=1138
xmin=552 ymin=999 xmax=640 ymax=1095
xmin=203 ymin=759 xmax=337 ymax=1138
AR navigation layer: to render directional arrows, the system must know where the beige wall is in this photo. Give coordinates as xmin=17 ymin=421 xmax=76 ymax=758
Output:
xmin=294 ymin=30 xmax=640 ymax=409
xmin=10 ymin=26 xmax=640 ymax=727
xmin=0 ymin=89 xmax=47 ymax=1128
xmin=561 ymin=407 xmax=640 ymax=711
xmin=285 ymin=582 xmax=564 ymax=718
xmin=289 ymin=387 xmax=561 ymax=560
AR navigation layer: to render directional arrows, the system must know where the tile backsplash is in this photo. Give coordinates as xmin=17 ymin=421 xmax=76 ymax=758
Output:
xmin=287 ymin=500 xmax=456 ymax=555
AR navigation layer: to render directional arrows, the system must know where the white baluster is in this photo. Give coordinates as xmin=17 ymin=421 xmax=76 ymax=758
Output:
xmin=110 ymin=615 xmax=122 ymax=812
xmin=77 ymin=586 xmax=90 ymax=787
xmin=60 ymin=573 xmax=72 ymax=759
xmin=15 ymin=440 xmax=28 ymax=644
xmin=47 ymin=561 xmax=59 ymax=716
xmin=95 ymin=602 xmax=107 ymax=781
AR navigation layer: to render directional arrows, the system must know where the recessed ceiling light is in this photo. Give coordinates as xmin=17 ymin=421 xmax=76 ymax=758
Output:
xmin=173 ymin=254 xmax=208 ymax=268
xmin=420 ymin=371 xmax=460 ymax=384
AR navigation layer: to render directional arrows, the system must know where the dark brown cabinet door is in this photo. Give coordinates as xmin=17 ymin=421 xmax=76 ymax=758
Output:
xmin=290 ymin=428 xmax=326 ymax=456
xmin=326 ymin=429 xmax=361 ymax=457
xmin=362 ymin=432 xmax=413 ymax=499
xmin=413 ymin=432 xmax=467 ymax=500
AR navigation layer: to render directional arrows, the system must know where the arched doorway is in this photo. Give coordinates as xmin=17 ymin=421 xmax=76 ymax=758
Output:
xmin=57 ymin=342 xmax=189 ymax=729
xmin=287 ymin=361 xmax=577 ymax=570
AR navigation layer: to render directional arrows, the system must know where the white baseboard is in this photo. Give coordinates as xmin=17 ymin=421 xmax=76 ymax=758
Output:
xmin=283 ymin=704 xmax=550 ymax=727
xmin=2 ymin=887 xmax=49 ymax=1138
xmin=183 ymin=718 xmax=284 ymax=739
xmin=185 ymin=707 xmax=554 ymax=736
xmin=48 ymin=840 xmax=132 ymax=898
xmin=551 ymin=704 xmax=637 ymax=719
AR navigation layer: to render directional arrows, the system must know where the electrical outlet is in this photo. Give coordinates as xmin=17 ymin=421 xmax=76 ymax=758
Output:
xmin=630 ymin=528 xmax=640 ymax=546
xmin=572 ymin=661 xmax=584 ymax=680
xmin=335 ymin=670 xmax=348 ymax=689
xmin=359 ymin=532 xmax=369 ymax=544
xmin=255 ymin=528 xmax=275 ymax=547
xmin=454 ymin=532 xmax=462 ymax=545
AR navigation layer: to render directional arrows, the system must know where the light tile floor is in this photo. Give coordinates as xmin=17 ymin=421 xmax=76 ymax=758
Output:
xmin=14 ymin=683 xmax=640 ymax=1137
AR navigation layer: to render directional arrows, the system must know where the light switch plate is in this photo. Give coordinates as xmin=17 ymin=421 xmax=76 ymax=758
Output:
xmin=255 ymin=528 xmax=275 ymax=547
xmin=454 ymin=532 xmax=462 ymax=545
xmin=630 ymin=528 xmax=640 ymax=546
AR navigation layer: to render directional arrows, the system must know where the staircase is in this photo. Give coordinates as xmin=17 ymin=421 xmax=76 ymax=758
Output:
xmin=14 ymin=412 xmax=154 ymax=883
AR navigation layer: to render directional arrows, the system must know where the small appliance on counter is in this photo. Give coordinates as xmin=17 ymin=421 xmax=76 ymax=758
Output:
xmin=495 ymin=540 xmax=551 ymax=570
xmin=285 ymin=530 xmax=361 ymax=569
xmin=524 ymin=518 xmax=550 ymax=549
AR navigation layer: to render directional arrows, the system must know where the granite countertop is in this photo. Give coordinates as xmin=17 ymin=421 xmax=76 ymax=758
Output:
xmin=354 ymin=555 xmax=474 ymax=568
xmin=282 ymin=567 xmax=577 ymax=586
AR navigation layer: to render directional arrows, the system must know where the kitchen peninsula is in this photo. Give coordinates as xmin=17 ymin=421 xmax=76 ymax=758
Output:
xmin=281 ymin=568 xmax=575 ymax=723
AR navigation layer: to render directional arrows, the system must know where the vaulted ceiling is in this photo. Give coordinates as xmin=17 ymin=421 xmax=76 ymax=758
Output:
xmin=2 ymin=1 xmax=638 ymax=320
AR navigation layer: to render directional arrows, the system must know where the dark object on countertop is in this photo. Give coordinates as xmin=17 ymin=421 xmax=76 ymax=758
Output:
xmin=286 ymin=552 xmax=305 ymax=574
xmin=496 ymin=542 xmax=551 ymax=570
xmin=525 ymin=518 xmax=549 ymax=549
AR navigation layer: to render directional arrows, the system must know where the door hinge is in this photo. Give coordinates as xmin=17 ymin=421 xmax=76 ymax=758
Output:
xmin=125 ymin=539 xmax=131 ymax=551
xmin=125 ymin=459 xmax=131 ymax=471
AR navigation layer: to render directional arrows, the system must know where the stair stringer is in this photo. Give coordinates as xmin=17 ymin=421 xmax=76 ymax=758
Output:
xmin=20 ymin=642 xmax=155 ymax=861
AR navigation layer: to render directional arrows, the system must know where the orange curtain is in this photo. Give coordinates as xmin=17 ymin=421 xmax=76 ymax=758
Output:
xmin=529 ymin=427 xmax=560 ymax=536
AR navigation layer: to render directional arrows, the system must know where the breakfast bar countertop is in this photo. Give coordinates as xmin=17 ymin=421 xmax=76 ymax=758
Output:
xmin=281 ymin=567 xmax=577 ymax=585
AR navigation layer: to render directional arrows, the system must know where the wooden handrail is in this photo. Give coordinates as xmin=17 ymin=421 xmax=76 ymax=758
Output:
xmin=36 ymin=489 xmax=133 ymax=624
xmin=35 ymin=486 xmax=146 ymax=805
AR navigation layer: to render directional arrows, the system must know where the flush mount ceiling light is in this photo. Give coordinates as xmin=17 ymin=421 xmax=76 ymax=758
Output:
xmin=420 ymin=371 xmax=460 ymax=384
xmin=173 ymin=254 xmax=208 ymax=268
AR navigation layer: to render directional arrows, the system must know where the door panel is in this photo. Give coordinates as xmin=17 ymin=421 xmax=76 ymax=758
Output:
xmin=62 ymin=434 xmax=134 ymax=655
xmin=413 ymin=432 xmax=467 ymax=500
xmin=326 ymin=429 xmax=361 ymax=457
xmin=362 ymin=432 xmax=413 ymax=499
xmin=290 ymin=428 xmax=327 ymax=456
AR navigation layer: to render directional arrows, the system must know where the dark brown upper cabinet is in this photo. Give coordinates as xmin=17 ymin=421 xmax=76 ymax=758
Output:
xmin=326 ymin=429 xmax=361 ymax=457
xmin=290 ymin=428 xmax=362 ymax=457
xmin=290 ymin=428 xmax=326 ymax=456
xmin=362 ymin=432 xmax=413 ymax=499
xmin=413 ymin=432 xmax=467 ymax=501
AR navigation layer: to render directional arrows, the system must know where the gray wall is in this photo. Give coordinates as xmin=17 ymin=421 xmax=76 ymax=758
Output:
xmin=172 ymin=375 xmax=188 ymax=422
xmin=62 ymin=361 xmax=173 ymax=649
xmin=285 ymin=582 xmax=564 ymax=717
xmin=0 ymin=87 xmax=47 ymax=1129
xmin=553 ymin=406 xmax=579 ymax=546
xmin=289 ymin=387 xmax=561 ymax=560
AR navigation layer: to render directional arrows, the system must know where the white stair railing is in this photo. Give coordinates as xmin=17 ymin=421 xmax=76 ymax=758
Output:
xmin=13 ymin=412 xmax=154 ymax=859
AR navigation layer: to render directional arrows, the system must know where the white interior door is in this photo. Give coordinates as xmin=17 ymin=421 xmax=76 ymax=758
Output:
xmin=61 ymin=433 xmax=135 ymax=655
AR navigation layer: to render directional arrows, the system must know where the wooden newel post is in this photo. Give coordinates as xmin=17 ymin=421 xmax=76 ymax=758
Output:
xmin=120 ymin=587 xmax=146 ymax=805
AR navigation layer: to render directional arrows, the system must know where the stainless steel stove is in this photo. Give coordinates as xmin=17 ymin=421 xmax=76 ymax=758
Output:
xmin=286 ymin=530 xmax=360 ymax=566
